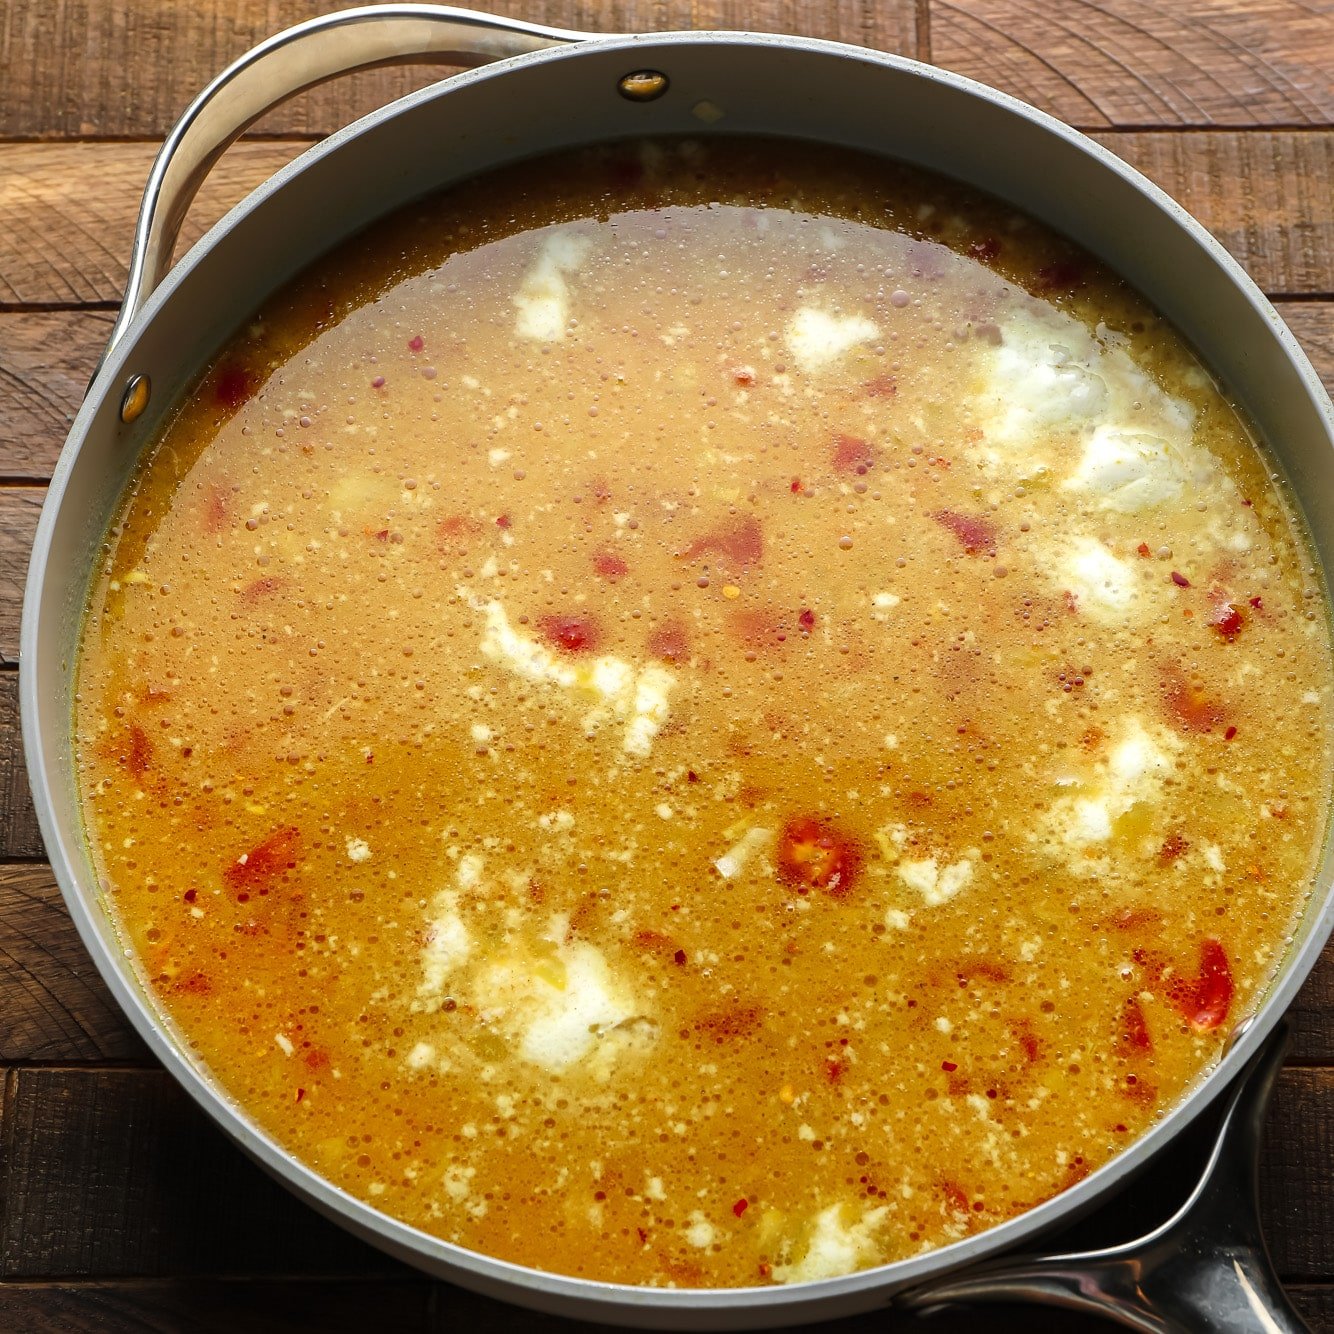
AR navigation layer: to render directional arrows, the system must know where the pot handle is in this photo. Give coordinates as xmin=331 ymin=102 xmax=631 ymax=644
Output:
xmin=896 ymin=1021 xmax=1306 ymax=1333
xmin=101 ymin=4 xmax=604 ymax=372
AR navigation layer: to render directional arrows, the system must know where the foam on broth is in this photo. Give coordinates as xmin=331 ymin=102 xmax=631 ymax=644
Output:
xmin=75 ymin=139 xmax=1333 ymax=1287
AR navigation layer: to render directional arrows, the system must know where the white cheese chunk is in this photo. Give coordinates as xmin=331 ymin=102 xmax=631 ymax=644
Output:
xmin=1063 ymin=425 xmax=1189 ymax=511
xmin=897 ymin=855 xmax=976 ymax=907
xmin=714 ymin=826 xmax=774 ymax=880
xmin=513 ymin=229 xmax=592 ymax=342
xmin=1060 ymin=537 xmax=1138 ymax=620
xmin=786 ymin=307 xmax=879 ymax=374
xmin=772 ymin=1204 xmax=889 ymax=1284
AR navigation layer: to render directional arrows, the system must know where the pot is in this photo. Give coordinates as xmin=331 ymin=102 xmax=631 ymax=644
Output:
xmin=20 ymin=6 xmax=1334 ymax=1330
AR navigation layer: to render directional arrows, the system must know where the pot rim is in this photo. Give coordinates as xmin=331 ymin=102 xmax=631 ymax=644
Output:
xmin=21 ymin=25 xmax=1334 ymax=1325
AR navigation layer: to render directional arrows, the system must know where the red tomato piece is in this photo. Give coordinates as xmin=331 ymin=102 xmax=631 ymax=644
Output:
xmin=775 ymin=816 xmax=861 ymax=897
xmin=933 ymin=510 xmax=997 ymax=555
xmin=733 ymin=1198 xmax=749 ymax=1218
xmin=1210 ymin=602 xmax=1244 ymax=640
xmin=593 ymin=550 xmax=629 ymax=580
xmin=679 ymin=515 xmax=763 ymax=568
xmin=647 ymin=621 xmax=689 ymax=662
xmin=1161 ymin=669 xmax=1227 ymax=734
xmin=1170 ymin=570 xmax=1191 ymax=588
xmin=1119 ymin=998 xmax=1153 ymax=1053
xmin=538 ymin=613 xmax=602 ymax=654
xmin=798 ymin=608 xmax=815 ymax=631
xmin=407 ymin=334 xmax=425 ymax=353
xmin=832 ymin=433 xmax=876 ymax=473
xmin=224 ymin=826 xmax=302 ymax=896
xmin=1170 ymin=939 xmax=1234 ymax=1032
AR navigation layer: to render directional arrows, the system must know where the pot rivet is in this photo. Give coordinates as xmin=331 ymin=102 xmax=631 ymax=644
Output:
xmin=120 ymin=373 xmax=151 ymax=424
xmin=618 ymin=70 xmax=669 ymax=102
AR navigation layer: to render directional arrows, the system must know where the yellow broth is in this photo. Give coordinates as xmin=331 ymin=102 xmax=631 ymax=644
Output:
xmin=75 ymin=139 xmax=1333 ymax=1287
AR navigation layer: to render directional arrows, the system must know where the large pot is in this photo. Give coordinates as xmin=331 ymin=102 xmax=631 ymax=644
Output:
xmin=20 ymin=7 xmax=1334 ymax=1330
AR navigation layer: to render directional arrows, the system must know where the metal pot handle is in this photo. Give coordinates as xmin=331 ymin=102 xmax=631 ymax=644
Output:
xmin=103 ymin=4 xmax=602 ymax=371
xmin=897 ymin=1021 xmax=1306 ymax=1333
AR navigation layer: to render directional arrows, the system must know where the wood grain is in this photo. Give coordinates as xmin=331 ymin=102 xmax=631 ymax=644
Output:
xmin=0 ymin=866 xmax=147 ymax=1063
xmin=1 ymin=1064 xmax=1331 ymax=1282
xmin=0 ymin=0 xmax=919 ymax=142
xmin=0 ymin=488 xmax=43 ymax=667
xmin=2 ymin=133 xmax=1330 ymax=314
xmin=932 ymin=0 xmax=1334 ymax=130
xmin=0 ymin=678 xmax=43 ymax=861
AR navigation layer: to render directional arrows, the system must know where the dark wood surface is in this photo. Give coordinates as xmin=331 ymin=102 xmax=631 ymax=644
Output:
xmin=2 ymin=1 xmax=1333 ymax=1329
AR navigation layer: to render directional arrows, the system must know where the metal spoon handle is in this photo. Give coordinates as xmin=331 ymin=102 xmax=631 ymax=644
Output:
xmin=103 ymin=4 xmax=599 ymax=369
xmin=898 ymin=1022 xmax=1305 ymax=1332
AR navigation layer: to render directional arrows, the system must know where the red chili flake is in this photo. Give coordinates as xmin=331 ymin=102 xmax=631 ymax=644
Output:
xmin=181 ymin=889 xmax=199 ymax=908
xmin=295 ymin=1088 xmax=306 ymax=1103
xmin=1161 ymin=668 xmax=1227 ymax=734
xmin=1137 ymin=542 xmax=1151 ymax=558
xmin=863 ymin=373 xmax=897 ymax=398
xmin=537 ymin=613 xmax=602 ymax=654
xmin=673 ymin=949 xmax=687 ymax=966
xmin=647 ymin=621 xmax=689 ymax=662
xmin=798 ymin=608 xmax=815 ymax=631
xmin=1225 ymin=725 xmax=1237 ymax=740
xmin=1113 ymin=1123 xmax=1128 ymax=1133
xmin=365 ymin=752 xmax=374 ymax=765
xmin=933 ymin=509 xmax=997 ymax=555
xmin=407 ymin=335 xmax=425 ymax=353
xmin=732 ymin=366 xmax=756 ymax=386
xmin=686 ymin=770 xmax=699 ymax=783
xmin=593 ymin=550 xmax=628 ymax=580
xmin=1170 ymin=570 xmax=1191 ymax=588
xmin=1242 ymin=497 xmax=1253 ymax=507
xmin=1211 ymin=602 xmax=1244 ymax=640
xmin=174 ymin=971 xmax=212 ymax=996
xmin=223 ymin=826 xmax=302 ymax=895
xmin=1014 ymin=1021 xmax=1043 ymax=1064
xmin=1248 ymin=596 xmax=1263 ymax=610
xmin=968 ymin=236 xmax=1002 ymax=262
xmin=495 ymin=513 xmax=511 ymax=529
xmin=1119 ymin=998 xmax=1153 ymax=1053
xmin=790 ymin=477 xmax=803 ymax=494
xmin=679 ymin=515 xmax=764 ymax=568
xmin=825 ymin=1057 xmax=846 ymax=1085
xmin=941 ymin=1180 xmax=970 ymax=1214
xmin=370 ymin=375 xmax=386 ymax=389
xmin=733 ymin=1198 xmax=749 ymax=1218
xmin=775 ymin=816 xmax=861 ymax=897
xmin=832 ymin=433 xmax=876 ymax=474
xmin=1169 ymin=939 xmax=1234 ymax=1032
xmin=941 ymin=1059 xmax=958 ymax=1073
xmin=371 ymin=528 xmax=389 ymax=542
xmin=215 ymin=364 xmax=255 ymax=410
xmin=1157 ymin=832 xmax=1190 ymax=866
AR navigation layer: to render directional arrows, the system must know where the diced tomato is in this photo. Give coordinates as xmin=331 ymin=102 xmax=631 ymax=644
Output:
xmin=1210 ymin=601 xmax=1244 ymax=640
xmin=941 ymin=1180 xmax=970 ymax=1215
xmin=1161 ymin=669 xmax=1227 ymax=734
xmin=933 ymin=510 xmax=997 ymax=555
xmin=240 ymin=575 xmax=286 ymax=602
xmin=1170 ymin=570 xmax=1191 ymax=588
xmin=1137 ymin=542 xmax=1151 ymax=557
xmin=798 ymin=608 xmax=815 ymax=631
xmin=775 ymin=816 xmax=861 ymax=897
xmin=495 ymin=513 xmax=511 ymax=529
xmin=214 ymin=364 xmax=255 ymax=411
xmin=593 ymin=550 xmax=628 ymax=580
xmin=733 ymin=1198 xmax=749 ymax=1218
xmin=224 ymin=826 xmax=302 ymax=896
xmin=1119 ymin=998 xmax=1153 ymax=1053
xmin=538 ymin=613 xmax=602 ymax=654
xmin=407 ymin=334 xmax=425 ymax=353
xmin=832 ymin=433 xmax=876 ymax=473
xmin=1169 ymin=939 xmax=1234 ymax=1032
xmin=732 ymin=365 xmax=756 ymax=387
xmin=647 ymin=621 xmax=689 ymax=662
xmin=679 ymin=515 xmax=763 ymax=568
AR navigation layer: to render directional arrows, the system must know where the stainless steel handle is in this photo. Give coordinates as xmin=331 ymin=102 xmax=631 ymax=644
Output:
xmin=102 ymin=4 xmax=600 ymax=370
xmin=898 ymin=1022 xmax=1306 ymax=1333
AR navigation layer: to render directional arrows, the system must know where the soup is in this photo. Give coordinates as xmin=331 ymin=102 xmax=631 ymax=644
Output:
xmin=74 ymin=138 xmax=1333 ymax=1287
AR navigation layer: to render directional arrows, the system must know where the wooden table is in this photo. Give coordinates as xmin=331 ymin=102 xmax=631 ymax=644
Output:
xmin=1 ymin=2 xmax=1331 ymax=1329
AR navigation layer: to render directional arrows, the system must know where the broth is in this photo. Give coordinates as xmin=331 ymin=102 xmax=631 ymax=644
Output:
xmin=75 ymin=138 xmax=1333 ymax=1287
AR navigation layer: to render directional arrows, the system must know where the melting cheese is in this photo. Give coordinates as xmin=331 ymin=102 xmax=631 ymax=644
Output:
xmin=1063 ymin=425 xmax=1190 ymax=511
xmin=772 ymin=1203 xmax=889 ymax=1284
xmin=513 ymin=229 xmax=593 ymax=342
xmin=786 ymin=307 xmax=878 ymax=374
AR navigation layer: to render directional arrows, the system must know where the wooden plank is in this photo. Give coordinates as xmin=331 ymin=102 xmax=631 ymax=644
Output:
xmin=1090 ymin=130 xmax=1334 ymax=298
xmin=0 ymin=678 xmax=43 ymax=860
xmin=932 ymin=0 xmax=1334 ymax=130
xmin=2 ymin=133 xmax=1330 ymax=313
xmin=0 ymin=0 xmax=918 ymax=142
xmin=0 ymin=488 xmax=43 ymax=667
xmin=0 ymin=312 xmax=112 ymax=479
xmin=1 ymin=1064 xmax=1332 ymax=1281
xmin=0 ymin=866 xmax=147 ymax=1063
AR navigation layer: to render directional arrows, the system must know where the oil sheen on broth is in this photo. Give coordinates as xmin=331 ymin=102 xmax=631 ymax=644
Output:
xmin=76 ymin=139 xmax=1333 ymax=1288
